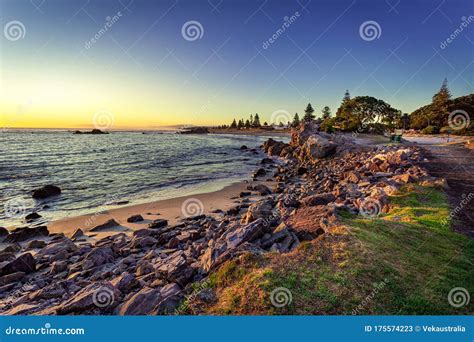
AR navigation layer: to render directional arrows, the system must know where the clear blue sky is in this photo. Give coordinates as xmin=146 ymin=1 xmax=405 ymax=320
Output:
xmin=1 ymin=0 xmax=473 ymax=128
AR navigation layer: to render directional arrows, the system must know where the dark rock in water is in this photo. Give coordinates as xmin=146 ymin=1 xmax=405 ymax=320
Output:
xmin=0 ymin=253 xmax=36 ymax=276
xmin=254 ymin=168 xmax=266 ymax=177
xmin=57 ymin=282 xmax=119 ymax=314
xmin=148 ymin=219 xmax=168 ymax=229
xmin=240 ymin=145 xmax=248 ymax=150
xmin=73 ymin=129 xmax=109 ymax=135
xmin=4 ymin=226 xmax=49 ymax=243
xmin=261 ymin=158 xmax=274 ymax=164
xmin=32 ymin=185 xmax=61 ymax=199
xmin=127 ymin=214 xmax=144 ymax=223
xmin=25 ymin=212 xmax=42 ymax=222
xmin=90 ymin=219 xmax=120 ymax=232
xmin=263 ymin=138 xmax=288 ymax=156
xmin=178 ymin=127 xmax=209 ymax=134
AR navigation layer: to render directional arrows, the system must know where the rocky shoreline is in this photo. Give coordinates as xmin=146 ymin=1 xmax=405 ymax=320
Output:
xmin=0 ymin=123 xmax=445 ymax=315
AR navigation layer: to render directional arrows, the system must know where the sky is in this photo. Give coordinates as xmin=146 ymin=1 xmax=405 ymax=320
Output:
xmin=0 ymin=0 xmax=473 ymax=129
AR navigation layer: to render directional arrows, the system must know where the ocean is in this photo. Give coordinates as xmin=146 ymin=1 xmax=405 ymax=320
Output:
xmin=0 ymin=130 xmax=288 ymax=227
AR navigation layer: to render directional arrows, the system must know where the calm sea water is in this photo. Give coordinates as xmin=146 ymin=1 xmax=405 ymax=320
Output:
xmin=0 ymin=130 xmax=288 ymax=227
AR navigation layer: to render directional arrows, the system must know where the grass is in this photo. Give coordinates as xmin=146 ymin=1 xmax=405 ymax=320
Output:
xmin=186 ymin=185 xmax=474 ymax=315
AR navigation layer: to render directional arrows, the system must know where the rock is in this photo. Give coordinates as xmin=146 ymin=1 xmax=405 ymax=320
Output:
xmin=148 ymin=219 xmax=168 ymax=229
xmin=287 ymin=206 xmax=336 ymax=240
xmin=392 ymin=174 xmax=415 ymax=184
xmin=297 ymin=166 xmax=308 ymax=175
xmin=155 ymin=283 xmax=182 ymax=314
xmin=0 ymin=253 xmax=36 ymax=276
xmin=249 ymin=184 xmax=272 ymax=196
xmin=253 ymin=168 xmax=266 ymax=177
xmin=32 ymin=185 xmax=61 ymax=199
xmin=240 ymin=145 xmax=248 ymax=150
xmin=51 ymin=260 xmax=68 ymax=273
xmin=197 ymin=288 xmax=216 ymax=303
xmin=261 ymin=158 xmax=273 ymax=164
xmin=4 ymin=226 xmax=49 ymax=243
xmin=226 ymin=218 xmax=266 ymax=249
xmin=1 ymin=243 xmax=21 ymax=254
xmin=179 ymin=127 xmax=209 ymax=134
xmin=239 ymin=191 xmax=251 ymax=198
xmin=127 ymin=214 xmax=144 ymax=223
xmin=300 ymin=193 xmax=336 ymax=206
xmin=26 ymin=240 xmax=47 ymax=249
xmin=57 ymin=282 xmax=119 ymax=314
xmin=263 ymin=138 xmax=288 ymax=156
xmin=71 ymin=228 xmax=85 ymax=240
xmin=0 ymin=227 xmax=8 ymax=240
xmin=119 ymin=287 xmax=162 ymax=315
xmin=0 ymin=252 xmax=15 ymax=263
xmin=132 ymin=236 xmax=157 ymax=249
xmin=111 ymin=272 xmax=138 ymax=293
xmin=300 ymin=135 xmax=338 ymax=161
xmin=0 ymin=271 xmax=25 ymax=286
xmin=25 ymin=212 xmax=42 ymax=221
xmin=290 ymin=121 xmax=320 ymax=147
xmin=90 ymin=219 xmax=121 ymax=232
xmin=241 ymin=199 xmax=275 ymax=224
xmin=82 ymin=246 xmax=115 ymax=268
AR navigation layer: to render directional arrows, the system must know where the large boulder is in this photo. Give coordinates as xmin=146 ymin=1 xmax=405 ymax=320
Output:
xmin=57 ymin=282 xmax=120 ymax=314
xmin=225 ymin=218 xmax=267 ymax=249
xmin=290 ymin=121 xmax=320 ymax=147
xmin=298 ymin=135 xmax=338 ymax=161
xmin=119 ymin=287 xmax=162 ymax=315
xmin=0 ymin=253 xmax=36 ymax=276
xmin=32 ymin=185 xmax=61 ymax=199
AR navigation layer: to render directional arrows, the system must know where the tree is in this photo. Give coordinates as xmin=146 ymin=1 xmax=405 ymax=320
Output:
xmin=343 ymin=90 xmax=351 ymax=104
xmin=245 ymin=119 xmax=251 ymax=129
xmin=429 ymin=78 xmax=451 ymax=128
xmin=253 ymin=113 xmax=261 ymax=127
xmin=291 ymin=113 xmax=300 ymax=127
xmin=249 ymin=114 xmax=253 ymax=126
xmin=322 ymin=106 xmax=331 ymax=120
xmin=303 ymin=103 xmax=315 ymax=122
xmin=263 ymin=121 xmax=268 ymax=126
xmin=237 ymin=119 xmax=244 ymax=129
xmin=230 ymin=119 xmax=237 ymax=128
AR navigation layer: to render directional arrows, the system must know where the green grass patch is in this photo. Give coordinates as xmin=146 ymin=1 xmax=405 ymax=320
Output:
xmin=194 ymin=185 xmax=474 ymax=315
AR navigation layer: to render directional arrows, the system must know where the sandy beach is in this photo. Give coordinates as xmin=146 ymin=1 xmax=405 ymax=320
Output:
xmin=47 ymin=181 xmax=271 ymax=240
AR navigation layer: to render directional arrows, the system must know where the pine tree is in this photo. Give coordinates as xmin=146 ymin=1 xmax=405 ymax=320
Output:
xmin=322 ymin=106 xmax=331 ymax=120
xmin=430 ymin=78 xmax=451 ymax=129
xmin=230 ymin=119 xmax=237 ymax=128
xmin=245 ymin=119 xmax=251 ymax=129
xmin=253 ymin=113 xmax=261 ymax=127
xmin=343 ymin=90 xmax=350 ymax=104
xmin=303 ymin=103 xmax=315 ymax=122
xmin=237 ymin=119 xmax=244 ymax=129
xmin=292 ymin=113 xmax=300 ymax=127
xmin=249 ymin=114 xmax=253 ymax=126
